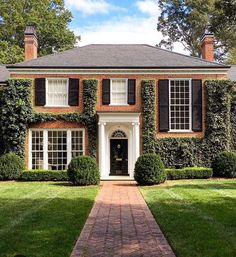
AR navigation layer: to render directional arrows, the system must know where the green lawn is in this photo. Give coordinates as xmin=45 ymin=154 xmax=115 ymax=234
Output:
xmin=0 ymin=182 xmax=99 ymax=257
xmin=141 ymin=179 xmax=236 ymax=257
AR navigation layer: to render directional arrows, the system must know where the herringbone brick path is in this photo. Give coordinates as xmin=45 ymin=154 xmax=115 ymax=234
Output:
xmin=70 ymin=181 xmax=176 ymax=257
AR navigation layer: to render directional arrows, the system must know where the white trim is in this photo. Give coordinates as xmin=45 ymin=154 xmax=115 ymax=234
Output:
xmin=110 ymin=78 xmax=128 ymax=106
xmin=45 ymin=78 xmax=69 ymax=107
xmin=168 ymin=78 xmax=192 ymax=132
xmin=98 ymin=112 xmax=140 ymax=179
xmin=8 ymin=68 xmax=229 ymax=75
xmin=29 ymin=128 xmax=85 ymax=170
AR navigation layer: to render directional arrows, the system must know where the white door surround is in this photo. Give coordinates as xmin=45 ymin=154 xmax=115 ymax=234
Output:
xmin=98 ymin=112 xmax=140 ymax=179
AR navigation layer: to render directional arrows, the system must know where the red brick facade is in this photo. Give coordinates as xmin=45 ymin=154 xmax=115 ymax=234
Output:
xmin=11 ymin=72 xmax=227 ymax=169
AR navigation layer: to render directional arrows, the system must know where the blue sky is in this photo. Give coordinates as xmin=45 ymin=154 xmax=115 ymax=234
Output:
xmin=64 ymin=0 xmax=185 ymax=53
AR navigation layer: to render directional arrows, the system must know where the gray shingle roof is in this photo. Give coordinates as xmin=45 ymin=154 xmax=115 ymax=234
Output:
xmin=0 ymin=65 xmax=9 ymax=81
xmin=228 ymin=65 xmax=236 ymax=81
xmin=8 ymin=44 xmax=228 ymax=69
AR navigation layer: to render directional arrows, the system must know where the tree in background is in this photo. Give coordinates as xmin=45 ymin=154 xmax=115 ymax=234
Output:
xmin=0 ymin=0 xmax=78 ymax=64
xmin=157 ymin=0 xmax=236 ymax=62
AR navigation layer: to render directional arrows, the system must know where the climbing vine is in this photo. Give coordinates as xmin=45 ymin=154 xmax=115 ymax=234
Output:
xmin=141 ymin=79 xmax=234 ymax=168
xmin=0 ymin=79 xmax=98 ymax=157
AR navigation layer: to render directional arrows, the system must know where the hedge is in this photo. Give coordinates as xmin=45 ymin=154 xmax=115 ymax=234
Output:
xmin=165 ymin=167 xmax=213 ymax=180
xmin=20 ymin=170 xmax=68 ymax=181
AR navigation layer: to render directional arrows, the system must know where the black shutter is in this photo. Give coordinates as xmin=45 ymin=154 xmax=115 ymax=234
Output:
xmin=35 ymin=78 xmax=46 ymax=106
xmin=69 ymin=78 xmax=79 ymax=106
xmin=102 ymin=79 xmax=110 ymax=105
xmin=128 ymin=79 xmax=136 ymax=105
xmin=192 ymin=79 xmax=202 ymax=131
xmin=158 ymin=79 xmax=169 ymax=132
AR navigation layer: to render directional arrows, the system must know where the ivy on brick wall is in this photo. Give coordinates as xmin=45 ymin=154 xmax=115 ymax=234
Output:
xmin=231 ymin=92 xmax=236 ymax=150
xmin=0 ymin=79 xmax=33 ymax=156
xmin=141 ymin=79 xmax=234 ymax=168
xmin=0 ymin=79 xmax=98 ymax=158
xmin=141 ymin=80 xmax=156 ymax=153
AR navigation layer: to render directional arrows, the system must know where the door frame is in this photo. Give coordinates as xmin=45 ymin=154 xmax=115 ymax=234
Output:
xmin=110 ymin=137 xmax=129 ymax=176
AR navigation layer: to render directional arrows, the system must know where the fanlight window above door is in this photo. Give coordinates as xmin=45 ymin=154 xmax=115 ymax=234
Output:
xmin=111 ymin=130 xmax=127 ymax=138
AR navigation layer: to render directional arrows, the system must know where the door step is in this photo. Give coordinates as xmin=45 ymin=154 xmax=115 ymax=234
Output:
xmin=101 ymin=176 xmax=135 ymax=181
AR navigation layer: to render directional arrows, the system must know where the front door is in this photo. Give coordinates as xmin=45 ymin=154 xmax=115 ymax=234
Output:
xmin=110 ymin=139 xmax=128 ymax=175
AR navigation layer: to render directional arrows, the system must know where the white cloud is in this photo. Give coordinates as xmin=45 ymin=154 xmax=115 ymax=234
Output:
xmin=65 ymin=0 xmax=115 ymax=15
xmin=74 ymin=16 xmax=186 ymax=54
xmin=136 ymin=0 xmax=160 ymax=16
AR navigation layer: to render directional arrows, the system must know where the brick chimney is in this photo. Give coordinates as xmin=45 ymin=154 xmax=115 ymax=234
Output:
xmin=201 ymin=27 xmax=214 ymax=62
xmin=24 ymin=25 xmax=38 ymax=61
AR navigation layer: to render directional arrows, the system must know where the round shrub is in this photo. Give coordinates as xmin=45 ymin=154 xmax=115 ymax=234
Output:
xmin=67 ymin=156 xmax=100 ymax=186
xmin=0 ymin=152 xmax=25 ymax=180
xmin=134 ymin=153 xmax=166 ymax=185
xmin=212 ymin=151 xmax=236 ymax=178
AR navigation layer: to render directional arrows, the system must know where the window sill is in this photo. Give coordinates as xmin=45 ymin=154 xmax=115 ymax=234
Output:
xmin=168 ymin=130 xmax=193 ymax=133
xmin=44 ymin=105 xmax=70 ymax=108
xmin=109 ymin=104 xmax=129 ymax=106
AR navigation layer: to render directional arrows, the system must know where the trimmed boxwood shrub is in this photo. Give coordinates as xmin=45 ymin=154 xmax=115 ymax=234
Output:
xmin=212 ymin=151 xmax=236 ymax=178
xmin=165 ymin=167 xmax=213 ymax=180
xmin=20 ymin=170 xmax=68 ymax=181
xmin=134 ymin=153 xmax=166 ymax=185
xmin=67 ymin=156 xmax=100 ymax=186
xmin=0 ymin=152 xmax=24 ymax=180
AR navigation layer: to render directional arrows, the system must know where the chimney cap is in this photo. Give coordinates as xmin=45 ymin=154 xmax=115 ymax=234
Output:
xmin=24 ymin=25 xmax=37 ymax=38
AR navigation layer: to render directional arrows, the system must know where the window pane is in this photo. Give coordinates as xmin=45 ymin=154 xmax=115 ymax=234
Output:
xmin=71 ymin=130 xmax=84 ymax=157
xmin=170 ymin=80 xmax=190 ymax=131
xmin=31 ymin=131 xmax=44 ymax=169
xmin=48 ymin=130 xmax=67 ymax=170
xmin=111 ymin=79 xmax=127 ymax=105
xmin=47 ymin=79 xmax=68 ymax=106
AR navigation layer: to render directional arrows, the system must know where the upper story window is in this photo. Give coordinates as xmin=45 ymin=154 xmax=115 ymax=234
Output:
xmin=169 ymin=79 xmax=191 ymax=131
xmin=110 ymin=79 xmax=128 ymax=105
xmin=46 ymin=78 xmax=68 ymax=107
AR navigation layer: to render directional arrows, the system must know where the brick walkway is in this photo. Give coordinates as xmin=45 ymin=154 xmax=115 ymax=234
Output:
xmin=70 ymin=181 xmax=176 ymax=257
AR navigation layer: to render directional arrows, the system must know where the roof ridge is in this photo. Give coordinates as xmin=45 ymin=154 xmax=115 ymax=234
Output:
xmin=143 ymin=44 xmax=225 ymax=67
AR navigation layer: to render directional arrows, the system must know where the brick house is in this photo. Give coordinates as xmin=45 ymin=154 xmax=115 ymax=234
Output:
xmin=6 ymin=26 xmax=231 ymax=179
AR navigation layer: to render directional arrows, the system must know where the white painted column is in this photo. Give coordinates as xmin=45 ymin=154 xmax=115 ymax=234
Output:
xmin=98 ymin=122 xmax=106 ymax=178
xmin=131 ymin=122 xmax=140 ymax=177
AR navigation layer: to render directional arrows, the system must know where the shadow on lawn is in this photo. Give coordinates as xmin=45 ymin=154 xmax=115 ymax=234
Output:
xmin=0 ymin=195 xmax=95 ymax=257
xmin=162 ymin=181 xmax=236 ymax=191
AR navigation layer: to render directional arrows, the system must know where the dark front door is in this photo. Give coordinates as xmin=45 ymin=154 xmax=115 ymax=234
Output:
xmin=110 ymin=139 xmax=128 ymax=175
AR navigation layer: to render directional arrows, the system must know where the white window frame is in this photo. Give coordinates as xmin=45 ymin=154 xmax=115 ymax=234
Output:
xmin=110 ymin=78 xmax=128 ymax=106
xmin=168 ymin=78 xmax=192 ymax=133
xmin=29 ymin=128 xmax=85 ymax=170
xmin=45 ymin=78 xmax=69 ymax=107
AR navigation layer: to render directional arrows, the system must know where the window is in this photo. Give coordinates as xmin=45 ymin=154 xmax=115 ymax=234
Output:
xmin=29 ymin=129 xmax=85 ymax=170
xmin=71 ymin=130 xmax=84 ymax=158
xmin=46 ymin=79 xmax=68 ymax=106
xmin=169 ymin=79 xmax=191 ymax=131
xmin=110 ymin=79 xmax=127 ymax=105
xmin=31 ymin=131 xmax=44 ymax=169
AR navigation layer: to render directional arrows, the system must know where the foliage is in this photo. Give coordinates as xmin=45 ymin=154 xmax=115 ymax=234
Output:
xmin=0 ymin=79 xmax=98 ymax=158
xmin=141 ymin=179 xmax=236 ymax=257
xmin=67 ymin=156 xmax=100 ymax=186
xmin=140 ymin=80 xmax=234 ymax=168
xmin=0 ymin=0 xmax=78 ymax=64
xmin=0 ymin=152 xmax=25 ymax=180
xmin=212 ymin=151 xmax=236 ymax=178
xmin=0 ymin=79 xmax=33 ymax=157
xmin=231 ymin=92 xmax=236 ymax=150
xmin=157 ymin=0 xmax=236 ymax=61
xmin=165 ymin=167 xmax=213 ymax=180
xmin=134 ymin=153 xmax=166 ymax=185
xmin=0 ymin=182 xmax=98 ymax=257
xmin=141 ymin=80 xmax=156 ymax=153
xmin=20 ymin=170 xmax=68 ymax=181
xmin=227 ymin=48 xmax=236 ymax=65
